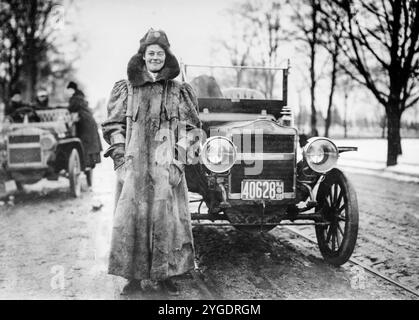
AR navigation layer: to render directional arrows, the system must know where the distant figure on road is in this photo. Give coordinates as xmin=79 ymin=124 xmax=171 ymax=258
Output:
xmin=5 ymin=89 xmax=25 ymax=116
xmin=67 ymin=81 xmax=102 ymax=168
xmin=34 ymin=88 xmax=50 ymax=109
xmin=5 ymin=89 xmax=40 ymax=123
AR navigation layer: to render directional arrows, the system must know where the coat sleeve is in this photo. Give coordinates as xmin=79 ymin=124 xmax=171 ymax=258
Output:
xmin=179 ymin=82 xmax=201 ymax=129
xmin=68 ymin=93 xmax=85 ymax=113
xmin=68 ymin=95 xmax=78 ymax=112
xmin=174 ymin=82 xmax=202 ymax=168
xmin=101 ymin=80 xmax=128 ymax=158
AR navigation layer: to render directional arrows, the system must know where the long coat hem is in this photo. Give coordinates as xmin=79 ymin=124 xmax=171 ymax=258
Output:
xmin=102 ymin=77 xmax=201 ymax=282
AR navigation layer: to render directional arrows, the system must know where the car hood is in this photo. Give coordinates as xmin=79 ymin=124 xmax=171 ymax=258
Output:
xmin=5 ymin=122 xmax=65 ymax=136
xmin=207 ymin=117 xmax=298 ymax=136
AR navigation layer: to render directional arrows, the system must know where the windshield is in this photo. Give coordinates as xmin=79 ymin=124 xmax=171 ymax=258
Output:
xmin=182 ymin=65 xmax=286 ymax=101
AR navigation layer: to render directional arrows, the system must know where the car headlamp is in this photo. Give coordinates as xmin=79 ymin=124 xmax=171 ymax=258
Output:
xmin=200 ymin=136 xmax=237 ymax=173
xmin=40 ymin=134 xmax=56 ymax=150
xmin=303 ymin=138 xmax=339 ymax=173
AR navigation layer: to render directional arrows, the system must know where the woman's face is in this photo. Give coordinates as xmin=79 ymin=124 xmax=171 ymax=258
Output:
xmin=143 ymin=44 xmax=166 ymax=73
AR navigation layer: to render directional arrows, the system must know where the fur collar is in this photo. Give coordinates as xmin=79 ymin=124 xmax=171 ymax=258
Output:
xmin=127 ymin=52 xmax=180 ymax=87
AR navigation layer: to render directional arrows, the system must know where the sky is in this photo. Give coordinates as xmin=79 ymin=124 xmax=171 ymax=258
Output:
xmin=73 ymin=0 xmax=235 ymax=104
xmin=63 ymin=0 xmax=418 ymax=124
xmin=65 ymin=0 xmax=353 ymax=117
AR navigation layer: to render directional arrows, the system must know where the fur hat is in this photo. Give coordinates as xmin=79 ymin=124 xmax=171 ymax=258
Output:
xmin=127 ymin=28 xmax=180 ymax=87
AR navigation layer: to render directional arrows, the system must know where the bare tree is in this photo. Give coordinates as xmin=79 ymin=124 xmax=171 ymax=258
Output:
xmin=288 ymin=0 xmax=323 ymax=136
xmin=220 ymin=0 xmax=284 ymax=98
xmin=323 ymin=0 xmax=419 ymax=166
xmin=339 ymin=75 xmax=356 ymax=138
xmin=219 ymin=12 xmax=255 ymax=87
xmin=379 ymin=113 xmax=387 ymax=139
xmin=323 ymin=54 xmax=339 ymax=137
xmin=0 ymin=0 xmax=79 ymax=105
xmin=316 ymin=4 xmax=347 ymax=137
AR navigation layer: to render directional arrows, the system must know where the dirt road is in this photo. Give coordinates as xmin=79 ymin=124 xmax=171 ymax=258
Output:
xmin=0 ymin=160 xmax=417 ymax=299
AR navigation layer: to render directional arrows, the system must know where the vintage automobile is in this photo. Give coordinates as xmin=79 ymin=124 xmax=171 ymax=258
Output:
xmin=0 ymin=106 xmax=92 ymax=197
xmin=183 ymin=64 xmax=359 ymax=266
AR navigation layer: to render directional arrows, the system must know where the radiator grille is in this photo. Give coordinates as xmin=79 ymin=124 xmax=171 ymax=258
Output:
xmin=9 ymin=148 xmax=42 ymax=164
xmin=232 ymin=134 xmax=294 ymax=153
xmin=9 ymin=135 xmax=40 ymax=144
xmin=229 ymin=132 xmax=296 ymax=196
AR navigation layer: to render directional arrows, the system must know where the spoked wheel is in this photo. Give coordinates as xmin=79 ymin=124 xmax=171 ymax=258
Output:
xmin=315 ymin=168 xmax=359 ymax=266
xmin=68 ymin=149 xmax=82 ymax=198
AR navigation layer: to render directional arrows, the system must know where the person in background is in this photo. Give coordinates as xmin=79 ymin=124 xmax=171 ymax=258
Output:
xmin=5 ymin=89 xmax=25 ymax=116
xmin=5 ymin=89 xmax=39 ymax=122
xmin=67 ymin=81 xmax=102 ymax=168
xmin=34 ymin=88 xmax=49 ymax=109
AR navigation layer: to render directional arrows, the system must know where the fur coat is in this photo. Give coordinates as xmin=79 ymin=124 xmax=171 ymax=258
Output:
xmin=102 ymin=32 xmax=201 ymax=280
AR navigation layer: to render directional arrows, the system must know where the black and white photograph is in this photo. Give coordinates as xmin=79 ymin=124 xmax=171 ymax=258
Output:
xmin=0 ymin=0 xmax=418 ymax=303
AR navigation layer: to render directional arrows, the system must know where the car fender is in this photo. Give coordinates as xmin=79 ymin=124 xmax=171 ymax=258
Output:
xmin=55 ymin=138 xmax=86 ymax=171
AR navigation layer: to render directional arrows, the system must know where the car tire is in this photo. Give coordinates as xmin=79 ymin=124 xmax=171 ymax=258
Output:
xmin=68 ymin=148 xmax=82 ymax=198
xmin=315 ymin=168 xmax=359 ymax=266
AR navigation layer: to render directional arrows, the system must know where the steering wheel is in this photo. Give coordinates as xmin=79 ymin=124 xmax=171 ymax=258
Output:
xmin=9 ymin=106 xmax=40 ymax=123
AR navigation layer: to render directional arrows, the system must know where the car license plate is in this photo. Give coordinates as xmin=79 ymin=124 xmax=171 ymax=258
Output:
xmin=241 ymin=180 xmax=284 ymax=200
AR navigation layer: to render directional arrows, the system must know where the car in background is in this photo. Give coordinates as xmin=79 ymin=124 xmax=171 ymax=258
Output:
xmin=0 ymin=106 xmax=92 ymax=197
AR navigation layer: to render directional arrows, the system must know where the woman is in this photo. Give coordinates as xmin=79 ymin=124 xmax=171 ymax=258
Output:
xmin=34 ymin=88 xmax=49 ymax=109
xmin=102 ymin=28 xmax=201 ymax=295
xmin=67 ymin=81 xmax=102 ymax=168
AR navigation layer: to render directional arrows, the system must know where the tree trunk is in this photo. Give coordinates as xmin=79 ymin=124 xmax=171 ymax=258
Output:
xmin=310 ymin=1 xmax=318 ymax=137
xmin=269 ymin=71 xmax=275 ymax=99
xmin=310 ymin=49 xmax=317 ymax=136
xmin=324 ymin=52 xmax=338 ymax=138
xmin=236 ymin=70 xmax=243 ymax=87
xmin=386 ymin=109 xmax=401 ymax=166
xmin=324 ymin=99 xmax=332 ymax=138
xmin=26 ymin=57 xmax=38 ymax=100
xmin=25 ymin=0 xmax=38 ymax=101
xmin=381 ymin=115 xmax=387 ymax=139
xmin=397 ymin=132 xmax=402 ymax=155
xmin=343 ymin=92 xmax=348 ymax=138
